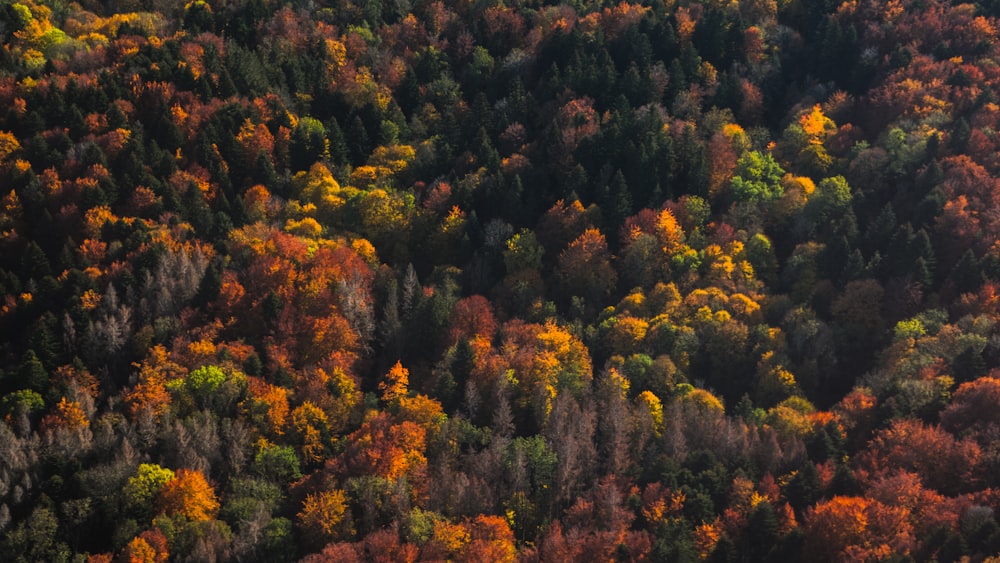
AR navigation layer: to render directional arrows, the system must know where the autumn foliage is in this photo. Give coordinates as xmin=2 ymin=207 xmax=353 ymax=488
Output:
xmin=4 ymin=0 xmax=1000 ymax=560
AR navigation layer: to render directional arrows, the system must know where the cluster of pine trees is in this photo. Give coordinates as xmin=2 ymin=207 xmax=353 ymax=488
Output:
xmin=2 ymin=0 xmax=1000 ymax=560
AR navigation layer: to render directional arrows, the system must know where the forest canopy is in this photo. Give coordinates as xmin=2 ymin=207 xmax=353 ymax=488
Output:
xmin=2 ymin=0 xmax=1000 ymax=561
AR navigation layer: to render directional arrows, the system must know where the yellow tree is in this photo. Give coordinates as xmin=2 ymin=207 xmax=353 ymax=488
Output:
xmin=297 ymin=488 xmax=352 ymax=549
xmin=0 ymin=131 xmax=21 ymax=161
xmin=290 ymin=401 xmax=331 ymax=465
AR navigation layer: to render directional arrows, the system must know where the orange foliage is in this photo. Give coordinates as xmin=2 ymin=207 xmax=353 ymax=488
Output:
xmin=803 ymin=496 xmax=914 ymax=562
xmin=123 ymin=537 xmax=157 ymax=563
xmin=122 ymin=529 xmax=169 ymax=563
xmin=693 ymin=519 xmax=722 ymax=559
xmin=245 ymin=376 xmax=290 ymax=437
xmin=124 ymin=345 xmax=185 ymax=422
xmin=654 ymin=208 xmax=685 ymax=253
xmin=459 ymin=515 xmax=516 ymax=562
xmin=156 ymin=468 xmax=220 ymax=521
xmin=40 ymin=397 xmax=89 ymax=431
xmin=641 ymin=482 xmax=685 ymax=524
xmin=379 ymin=361 xmax=409 ymax=404
xmin=336 ymin=413 xmax=427 ymax=483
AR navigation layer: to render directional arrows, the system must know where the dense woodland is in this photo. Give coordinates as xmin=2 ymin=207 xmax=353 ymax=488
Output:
xmin=3 ymin=0 xmax=1000 ymax=560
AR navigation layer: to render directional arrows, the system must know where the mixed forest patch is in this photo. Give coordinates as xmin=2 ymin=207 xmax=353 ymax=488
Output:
xmin=2 ymin=0 xmax=1000 ymax=560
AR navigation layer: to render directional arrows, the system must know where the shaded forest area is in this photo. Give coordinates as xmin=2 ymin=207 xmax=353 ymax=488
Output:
xmin=2 ymin=0 xmax=1000 ymax=560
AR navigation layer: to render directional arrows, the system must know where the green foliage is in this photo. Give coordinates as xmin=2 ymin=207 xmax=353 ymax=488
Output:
xmin=729 ymin=150 xmax=785 ymax=203
xmin=1 ymin=388 xmax=44 ymax=418
xmin=805 ymin=175 xmax=852 ymax=226
xmin=124 ymin=463 xmax=176 ymax=509
xmin=503 ymin=229 xmax=544 ymax=274
xmin=252 ymin=442 xmax=302 ymax=482
xmin=187 ymin=365 xmax=226 ymax=396
xmin=172 ymin=365 xmax=248 ymax=413
xmin=291 ymin=117 xmax=329 ymax=171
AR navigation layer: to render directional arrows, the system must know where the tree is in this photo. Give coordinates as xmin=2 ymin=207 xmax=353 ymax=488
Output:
xmin=336 ymin=413 xmax=427 ymax=484
xmin=857 ymin=418 xmax=981 ymax=495
xmin=156 ymin=468 xmax=220 ymax=521
xmin=291 ymin=117 xmax=329 ymax=171
xmin=729 ymin=150 xmax=785 ymax=203
xmin=121 ymin=529 xmax=169 ymax=563
xmin=940 ymin=376 xmax=1000 ymax=437
xmin=803 ymin=176 xmax=851 ymax=231
xmin=0 ymin=131 xmax=21 ymax=161
xmin=125 ymin=464 xmax=176 ymax=512
xmin=298 ymin=488 xmax=352 ymax=550
xmin=802 ymin=496 xmax=914 ymax=562
xmin=459 ymin=515 xmax=516 ymax=562
xmin=555 ymin=228 xmax=617 ymax=311
xmin=379 ymin=361 xmax=409 ymax=405
xmin=447 ymin=295 xmax=497 ymax=346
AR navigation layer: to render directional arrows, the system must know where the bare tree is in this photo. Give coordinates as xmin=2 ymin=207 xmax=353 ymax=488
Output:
xmin=544 ymin=393 xmax=596 ymax=509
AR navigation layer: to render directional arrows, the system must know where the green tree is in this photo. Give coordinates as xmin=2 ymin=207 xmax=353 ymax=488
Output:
xmin=124 ymin=463 xmax=176 ymax=514
xmin=806 ymin=176 xmax=852 ymax=224
xmin=291 ymin=117 xmax=329 ymax=171
xmin=729 ymin=150 xmax=785 ymax=203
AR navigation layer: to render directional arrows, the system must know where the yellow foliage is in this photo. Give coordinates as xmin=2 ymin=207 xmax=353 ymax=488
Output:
xmin=284 ymin=217 xmax=323 ymax=239
xmin=765 ymin=404 xmax=813 ymax=439
xmin=368 ymin=144 xmax=415 ymax=173
xmin=607 ymin=316 xmax=649 ymax=354
xmin=686 ymin=388 xmax=725 ymax=413
xmin=0 ymin=131 xmax=21 ymax=161
xmin=799 ymin=104 xmax=836 ymax=141
xmin=616 ymin=291 xmax=647 ymax=316
xmin=636 ymin=390 xmax=663 ymax=434
xmin=350 ymin=165 xmax=392 ymax=186
xmin=298 ymin=489 xmax=350 ymax=545
xmin=351 ymin=238 xmax=378 ymax=266
xmin=728 ymin=293 xmax=761 ymax=319
xmin=357 ymin=188 xmax=410 ymax=239
xmin=292 ymin=401 xmax=330 ymax=464
xmin=298 ymin=162 xmax=341 ymax=203
xmin=124 ymin=537 xmax=156 ymax=563
xmin=324 ymin=38 xmax=347 ymax=74
xmin=186 ymin=339 xmax=216 ymax=364
xmin=397 ymin=394 xmax=446 ymax=432
xmin=84 ymin=205 xmax=116 ymax=237
xmin=433 ymin=519 xmax=471 ymax=554
xmin=783 ymin=174 xmax=816 ymax=196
